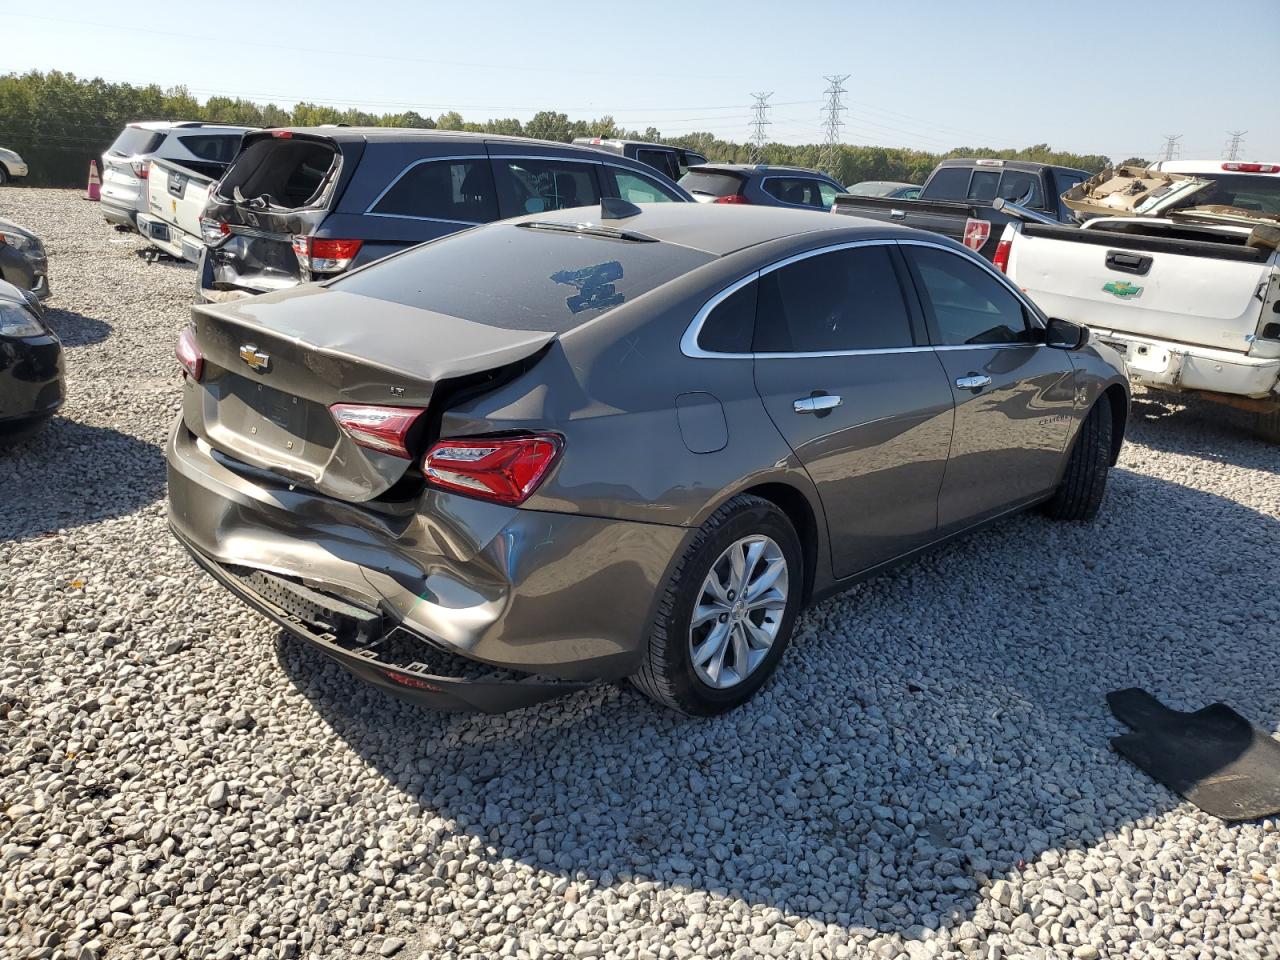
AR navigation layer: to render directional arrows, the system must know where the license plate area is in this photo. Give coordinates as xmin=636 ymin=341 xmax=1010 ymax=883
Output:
xmin=221 ymin=376 xmax=313 ymax=453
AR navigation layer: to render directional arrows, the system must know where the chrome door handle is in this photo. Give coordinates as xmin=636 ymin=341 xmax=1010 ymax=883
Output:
xmin=794 ymin=395 xmax=843 ymax=414
xmin=955 ymin=375 xmax=992 ymax=391
xmin=889 ymin=208 xmax=907 ymax=220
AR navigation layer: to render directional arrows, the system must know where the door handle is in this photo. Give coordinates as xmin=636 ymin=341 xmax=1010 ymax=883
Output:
xmin=889 ymin=208 xmax=907 ymax=220
xmin=955 ymin=375 xmax=992 ymax=391
xmin=794 ymin=395 xmax=843 ymax=414
xmin=1105 ymin=250 xmax=1153 ymax=276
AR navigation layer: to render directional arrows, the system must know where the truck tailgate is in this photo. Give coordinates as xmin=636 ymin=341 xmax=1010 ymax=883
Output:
xmin=1009 ymin=223 xmax=1276 ymax=352
xmin=146 ymin=160 xmax=215 ymax=260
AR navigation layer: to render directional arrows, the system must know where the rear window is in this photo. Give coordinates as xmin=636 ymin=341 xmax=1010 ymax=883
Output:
xmin=1196 ymin=174 xmax=1280 ymax=215
xmin=177 ymin=134 xmax=243 ymax=164
xmin=218 ymin=137 xmax=337 ymax=209
xmin=108 ymin=127 xmax=166 ymax=157
xmin=679 ymin=170 xmax=744 ymax=198
xmin=371 ymin=159 xmax=499 ymax=223
xmin=330 ymin=223 xmax=715 ymax=333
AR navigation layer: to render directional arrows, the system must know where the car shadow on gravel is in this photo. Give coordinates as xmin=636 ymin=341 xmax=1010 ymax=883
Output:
xmin=41 ymin=307 xmax=112 ymax=347
xmin=1129 ymin=393 xmax=1278 ymax=474
xmin=275 ymin=466 xmax=1280 ymax=938
xmin=0 ymin=418 xmax=166 ymax=541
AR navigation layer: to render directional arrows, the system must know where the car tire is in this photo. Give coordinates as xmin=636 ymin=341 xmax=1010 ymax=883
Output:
xmin=0 ymin=166 xmax=8 ymax=187
xmin=1254 ymin=408 xmax=1280 ymax=444
xmin=1042 ymin=393 xmax=1113 ymax=522
xmin=631 ymin=494 xmax=803 ymax=716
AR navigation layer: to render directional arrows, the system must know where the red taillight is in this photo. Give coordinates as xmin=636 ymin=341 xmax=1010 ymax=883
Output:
xmin=1222 ymin=162 xmax=1279 ymax=173
xmin=714 ymin=194 xmax=749 ymax=204
xmin=200 ymin=217 xmax=231 ymax=245
xmin=423 ymin=435 xmax=563 ymax=506
xmin=131 ymin=160 xmax=149 ymax=179
xmin=293 ymin=236 xmax=363 ymax=274
xmin=176 ymin=327 xmax=203 ymax=381
xmin=330 ymin=404 xmax=426 ymax=458
xmin=992 ymin=239 xmax=1012 ymax=274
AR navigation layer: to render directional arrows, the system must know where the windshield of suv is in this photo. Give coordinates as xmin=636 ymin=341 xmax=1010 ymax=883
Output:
xmin=108 ymin=127 xmax=166 ymax=157
xmin=679 ymin=170 xmax=744 ymax=199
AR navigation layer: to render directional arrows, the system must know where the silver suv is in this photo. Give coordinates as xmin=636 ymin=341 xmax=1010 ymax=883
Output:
xmin=100 ymin=122 xmax=255 ymax=229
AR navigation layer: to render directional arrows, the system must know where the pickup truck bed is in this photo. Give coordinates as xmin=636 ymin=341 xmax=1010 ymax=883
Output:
xmin=831 ymin=193 xmax=998 ymax=256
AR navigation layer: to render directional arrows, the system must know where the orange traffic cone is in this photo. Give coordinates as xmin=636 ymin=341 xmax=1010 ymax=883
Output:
xmin=85 ymin=160 xmax=101 ymax=201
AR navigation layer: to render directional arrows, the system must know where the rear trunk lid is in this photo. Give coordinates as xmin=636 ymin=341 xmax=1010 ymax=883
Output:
xmin=186 ymin=284 xmax=554 ymax=501
xmin=203 ymin=132 xmax=352 ymax=295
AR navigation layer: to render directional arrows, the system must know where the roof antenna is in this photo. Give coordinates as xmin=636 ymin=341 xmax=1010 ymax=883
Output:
xmin=600 ymin=197 xmax=643 ymax=220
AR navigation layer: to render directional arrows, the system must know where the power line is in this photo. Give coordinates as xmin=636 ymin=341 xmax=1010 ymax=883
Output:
xmin=1159 ymin=134 xmax=1183 ymax=162
xmin=817 ymin=75 xmax=850 ymax=177
xmin=1225 ymin=130 xmax=1247 ymax=161
xmin=748 ymin=93 xmax=772 ymax=164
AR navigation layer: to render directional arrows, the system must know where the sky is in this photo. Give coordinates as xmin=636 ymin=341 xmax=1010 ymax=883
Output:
xmin=6 ymin=0 xmax=1279 ymax=162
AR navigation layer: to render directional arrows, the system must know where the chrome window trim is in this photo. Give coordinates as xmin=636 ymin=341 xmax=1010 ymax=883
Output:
xmin=681 ymin=237 xmax=1048 ymax=360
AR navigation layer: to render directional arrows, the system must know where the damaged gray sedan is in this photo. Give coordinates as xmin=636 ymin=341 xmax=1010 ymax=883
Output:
xmin=167 ymin=201 xmax=1129 ymax=715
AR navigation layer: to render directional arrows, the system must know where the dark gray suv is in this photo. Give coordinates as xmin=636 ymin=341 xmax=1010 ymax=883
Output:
xmin=169 ymin=203 xmax=1128 ymax=716
xmin=680 ymin=164 xmax=848 ymax=210
xmin=198 ymin=128 xmax=694 ymax=301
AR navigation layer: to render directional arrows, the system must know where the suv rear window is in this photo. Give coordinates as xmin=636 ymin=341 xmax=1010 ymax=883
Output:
xmin=331 ymin=223 xmax=715 ymax=333
xmin=218 ymin=137 xmax=337 ymax=209
xmin=177 ymin=134 xmax=244 ymax=164
xmin=372 ymin=159 xmax=499 ymax=223
xmin=108 ymin=127 xmax=166 ymax=157
xmin=679 ymin=170 xmax=744 ymax=199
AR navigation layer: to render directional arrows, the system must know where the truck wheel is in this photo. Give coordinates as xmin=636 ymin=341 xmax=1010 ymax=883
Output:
xmin=632 ymin=495 xmax=803 ymax=716
xmin=1255 ymin=408 xmax=1280 ymax=444
xmin=1043 ymin=393 xmax=1113 ymax=522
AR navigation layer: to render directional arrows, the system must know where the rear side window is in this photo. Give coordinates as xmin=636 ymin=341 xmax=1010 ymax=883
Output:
xmin=966 ymin=169 xmax=1000 ymax=202
xmin=763 ymin=178 xmax=826 ymax=208
xmin=921 ymin=166 xmax=970 ymax=200
xmin=332 ymin=223 xmax=714 ymax=332
xmin=697 ymin=281 xmax=756 ymax=353
xmin=754 ymin=245 xmax=914 ymax=353
xmin=997 ymin=170 xmax=1042 ymax=208
xmin=218 ymin=138 xmax=337 ymax=209
xmin=177 ymin=134 xmax=243 ymax=164
xmin=497 ymin=158 xmax=601 ymax=214
xmin=371 ymin=159 xmax=499 ymax=223
xmin=679 ymin=170 xmax=743 ymax=199
xmin=636 ymin=149 xmax=679 ymax=181
xmin=108 ymin=127 xmax=165 ymax=156
xmin=907 ymin=246 xmax=1031 ymax=346
xmin=680 ymin=152 xmax=708 ymax=176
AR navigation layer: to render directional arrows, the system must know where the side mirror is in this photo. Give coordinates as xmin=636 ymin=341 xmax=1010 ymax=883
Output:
xmin=1044 ymin=316 xmax=1090 ymax=350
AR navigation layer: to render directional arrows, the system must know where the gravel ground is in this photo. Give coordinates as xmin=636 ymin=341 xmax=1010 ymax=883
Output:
xmin=1 ymin=188 xmax=1278 ymax=960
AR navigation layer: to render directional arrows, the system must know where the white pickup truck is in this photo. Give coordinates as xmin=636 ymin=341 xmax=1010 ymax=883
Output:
xmin=139 ymin=159 xmax=222 ymax=263
xmin=996 ymin=163 xmax=1280 ymax=439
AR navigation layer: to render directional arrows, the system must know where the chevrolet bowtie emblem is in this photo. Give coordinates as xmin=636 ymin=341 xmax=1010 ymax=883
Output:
xmin=239 ymin=344 xmax=271 ymax=372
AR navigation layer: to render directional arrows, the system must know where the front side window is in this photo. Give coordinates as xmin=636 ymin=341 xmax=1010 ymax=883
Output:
xmin=697 ymin=281 xmax=756 ymax=353
xmin=763 ymin=178 xmax=826 ymax=208
xmin=609 ymin=170 xmax=682 ymax=204
xmin=754 ymin=245 xmax=914 ymax=353
xmin=907 ymin=246 xmax=1032 ymax=346
xmin=499 ymin=158 xmax=600 ymax=214
xmin=371 ymin=159 xmax=499 ymax=222
xmin=818 ymin=181 xmax=843 ymax=207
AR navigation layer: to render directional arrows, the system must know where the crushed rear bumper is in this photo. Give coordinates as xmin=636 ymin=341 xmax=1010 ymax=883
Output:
xmin=1092 ymin=328 xmax=1280 ymax=402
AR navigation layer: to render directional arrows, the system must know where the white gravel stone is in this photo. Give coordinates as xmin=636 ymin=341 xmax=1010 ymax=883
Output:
xmin=1 ymin=188 xmax=1278 ymax=960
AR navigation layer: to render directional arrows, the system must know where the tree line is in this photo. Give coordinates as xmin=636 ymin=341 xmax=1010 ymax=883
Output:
xmin=1 ymin=70 xmax=1117 ymax=189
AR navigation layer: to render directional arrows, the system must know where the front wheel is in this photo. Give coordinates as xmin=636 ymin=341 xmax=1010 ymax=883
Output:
xmin=0 ymin=167 xmax=8 ymax=187
xmin=1043 ymin=393 xmax=1113 ymax=522
xmin=631 ymin=495 xmax=803 ymax=716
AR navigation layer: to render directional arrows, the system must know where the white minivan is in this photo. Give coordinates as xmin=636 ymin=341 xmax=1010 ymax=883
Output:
xmin=100 ymin=122 xmax=255 ymax=229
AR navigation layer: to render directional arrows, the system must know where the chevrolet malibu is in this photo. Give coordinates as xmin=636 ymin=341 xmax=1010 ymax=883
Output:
xmin=167 ymin=202 xmax=1128 ymax=715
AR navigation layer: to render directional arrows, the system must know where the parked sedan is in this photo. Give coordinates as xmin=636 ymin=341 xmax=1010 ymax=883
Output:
xmin=0 ymin=218 xmax=51 ymax=300
xmin=0 ymin=280 xmax=64 ymax=442
xmin=679 ymin=164 xmax=848 ymax=210
xmin=846 ymin=180 xmax=921 ymax=200
xmin=167 ymin=202 xmax=1128 ymax=715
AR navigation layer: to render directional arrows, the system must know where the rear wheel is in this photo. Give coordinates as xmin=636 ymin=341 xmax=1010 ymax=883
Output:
xmin=1254 ymin=407 xmax=1280 ymax=444
xmin=1043 ymin=393 xmax=1113 ymax=522
xmin=0 ymin=167 xmax=8 ymax=187
xmin=632 ymin=495 xmax=803 ymax=715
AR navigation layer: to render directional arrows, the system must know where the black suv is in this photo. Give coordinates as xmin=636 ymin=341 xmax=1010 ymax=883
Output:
xmin=678 ymin=164 xmax=847 ymax=210
xmin=198 ymin=128 xmax=694 ymax=301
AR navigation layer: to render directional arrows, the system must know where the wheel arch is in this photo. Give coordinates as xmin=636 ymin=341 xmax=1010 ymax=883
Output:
xmin=737 ymin=481 xmax=820 ymax=606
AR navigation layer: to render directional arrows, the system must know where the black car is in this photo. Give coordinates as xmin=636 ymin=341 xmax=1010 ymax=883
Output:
xmin=571 ymin=137 xmax=708 ymax=182
xmin=198 ymin=128 xmax=695 ymax=301
xmin=679 ymin=164 xmax=848 ymax=210
xmin=0 ymin=280 xmax=64 ymax=442
xmin=0 ymin=218 xmax=51 ymax=301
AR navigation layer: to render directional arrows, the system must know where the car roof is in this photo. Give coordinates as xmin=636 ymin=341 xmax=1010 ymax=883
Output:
xmin=264 ymin=127 xmax=590 ymax=150
xmin=130 ymin=120 xmax=253 ymax=132
xmin=688 ymin=163 xmax=836 ymax=178
xmin=1153 ymin=159 xmax=1280 ymax=175
xmin=502 ymin=202 xmax=926 ymax=258
xmin=934 ymin=157 xmax=1090 ymax=176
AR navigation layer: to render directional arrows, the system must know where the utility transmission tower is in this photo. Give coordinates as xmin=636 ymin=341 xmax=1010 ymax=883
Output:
xmin=1159 ymin=134 xmax=1182 ymax=162
xmin=1225 ymin=130 xmax=1247 ymax=161
xmin=748 ymin=92 xmax=772 ymax=164
xmin=817 ymin=74 xmax=850 ymax=177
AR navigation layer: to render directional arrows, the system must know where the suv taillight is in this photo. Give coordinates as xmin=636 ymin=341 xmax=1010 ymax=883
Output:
xmin=200 ymin=217 xmax=231 ymax=245
xmin=423 ymin=435 xmax=563 ymax=505
xmin=714 ymin=194 xmax=749 ymax=204
xmin=130 ymin=160 xmax=149 ymax=179
xmin=176 ymin=327 xmax=203 ymax=381
xmin=992 ymin=239 xmax=1012 ymax=274
xmin=293 ymin=236 xmax=363 ymax=274
xmin=330 ymin=404 xmax=426 ymax=458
